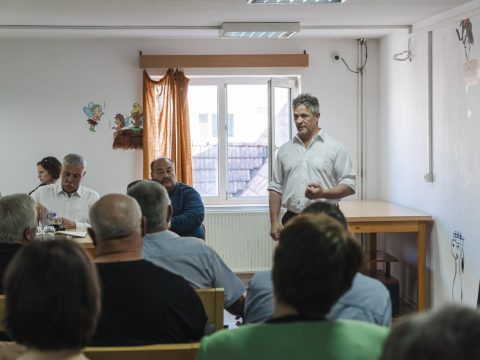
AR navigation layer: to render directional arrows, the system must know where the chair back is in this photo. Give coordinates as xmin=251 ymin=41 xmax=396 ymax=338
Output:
xmin=85 ymin=342 xmax=200 ymax=360
xmin=195 ymin=288 xmax=224 ymax=332
xmin=0 ymin=294 xmax=5 ymax=331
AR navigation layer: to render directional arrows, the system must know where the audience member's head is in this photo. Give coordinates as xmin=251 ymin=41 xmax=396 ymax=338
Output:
xmin=302 ymin=201 xmax=348 ymax=230
xmin=150 ymin=157 xmax=177 ymax=191
xmin=37 ymin=156 xmax=62 ymax=185
xmin=61 ymin=153 xmax=87 ymax=194
xmin=381 ymin=305 xmax=480 ymax=360
xmin=89 ymin=194 xmax=144 ymax=255
xmin=127 ymin=180 xmax=172 ymax=233
xmin=4 ymin=240 xmax=100 ymax=351
xmin=273 ymin=214 xmax=362 ymax=319
xmin=0 ymin=194 xmax=37 ymax=244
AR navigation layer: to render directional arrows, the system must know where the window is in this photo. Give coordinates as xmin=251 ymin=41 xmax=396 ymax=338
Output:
xmin=188 ymin=77 xmax=297 ymax=204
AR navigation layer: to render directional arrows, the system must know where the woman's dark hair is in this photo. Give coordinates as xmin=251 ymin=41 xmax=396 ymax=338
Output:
xmin=273 ymin=214 xmax=362 ymax=318
xmin=4 ymin=239 xmax=101 ymax=351
xmin=37 ymin=156 xmax=62 ymax=180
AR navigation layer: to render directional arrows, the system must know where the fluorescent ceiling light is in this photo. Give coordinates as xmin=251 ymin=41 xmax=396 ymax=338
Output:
xmin=248 ymin=0 xmax=346 ymax=3
xmin=220 ymin=22 xmax=300 ymax=39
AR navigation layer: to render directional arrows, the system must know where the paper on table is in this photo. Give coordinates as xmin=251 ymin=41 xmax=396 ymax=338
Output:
xmin=56 ymin=230 xmax=87 ymax=238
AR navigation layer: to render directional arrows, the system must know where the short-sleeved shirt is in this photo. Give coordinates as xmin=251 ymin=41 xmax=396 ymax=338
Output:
xmin=143 ymin=230 xmax=245 ymax=308
xmin=31 ymin=182 xmax=99 ymax=229
xmin=268 ymin=129 xmax=356 ymax=213
xmin=91 ymin=259 xmax=206 ymax=346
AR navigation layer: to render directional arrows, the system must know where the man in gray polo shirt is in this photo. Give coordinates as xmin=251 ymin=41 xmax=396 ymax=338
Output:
xmin=128 ymin=180 xmax=245 ymax=316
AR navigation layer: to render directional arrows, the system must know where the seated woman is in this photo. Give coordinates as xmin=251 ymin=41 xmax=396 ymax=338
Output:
xmin=198 ymin=214 xmax=389 ymax=360
xmin=3 ymin=239 xmax=101 ymax=360
xmin=29 ymin=156 xmax=62 ymax=195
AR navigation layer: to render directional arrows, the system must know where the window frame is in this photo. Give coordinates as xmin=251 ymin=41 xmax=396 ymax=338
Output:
xmin=189 ymin=76 xmax=299 ymax=205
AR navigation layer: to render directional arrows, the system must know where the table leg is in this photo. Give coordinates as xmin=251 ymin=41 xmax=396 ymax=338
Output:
xmin=417 ymin=222 xmax=427 ymax=311
xmin=368 ymin=233 xmax=377 ymax=272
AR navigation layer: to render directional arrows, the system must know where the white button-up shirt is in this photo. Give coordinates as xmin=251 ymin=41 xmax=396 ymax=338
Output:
xmin=268 ymin=129 xmax=356 ymax=213
xmin=31 ymin=182 xmax=100 ymax=229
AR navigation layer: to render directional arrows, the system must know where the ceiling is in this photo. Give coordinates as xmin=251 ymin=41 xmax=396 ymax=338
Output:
xmin=0 ymin=0 xmax=473 ymax=39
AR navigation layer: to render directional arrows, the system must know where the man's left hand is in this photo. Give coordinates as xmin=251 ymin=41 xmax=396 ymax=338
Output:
xmin=305 ymin=183 xmax=324 ymax=199
xmin=61 ymin=217 xmax=76 ymax=229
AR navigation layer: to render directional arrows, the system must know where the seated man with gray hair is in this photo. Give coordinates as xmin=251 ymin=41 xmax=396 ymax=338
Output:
xmin=0 ymin=193 xmax=37 ymax=292
xmin=128 ymin=180 xmax=246 ymax=316
xmin=31 ymin=153 xmax=99 ymax=229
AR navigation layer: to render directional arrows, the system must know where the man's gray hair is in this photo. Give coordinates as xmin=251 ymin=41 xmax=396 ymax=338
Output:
xmin=292 ymin=93 xmax=320 ymax=114
xmin=89 ymin=194 xmax=142 ymax=240
xmin=127 ymin=180 xmax=170 ymax=233
xmin=0 ymin=194 xmax=37 ymax=244
xmin=63 ymin=153 xmax=87 ymax=168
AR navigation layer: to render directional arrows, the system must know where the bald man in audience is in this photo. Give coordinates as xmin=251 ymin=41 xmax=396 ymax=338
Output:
xmin=88 ymin=194 xmax=206 ymax=346
xmin=0 ymin=194 xmax=37 ymax=292
xmin=128 ymin=180 xmax=246 ymax=316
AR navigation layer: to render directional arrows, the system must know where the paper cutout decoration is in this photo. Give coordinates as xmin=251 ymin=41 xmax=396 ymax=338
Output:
xmin=111 ymin=103 xmax=144 ymax=150
xmin=451 ymin=231 xmax=465 ymax=303
xmin=456 ymin=18 xmax=474 ymax=61
xmin=464 ymin=59 xmax=479 ymax=89
xmin=83 ymin=102 xmax=105 ymax=132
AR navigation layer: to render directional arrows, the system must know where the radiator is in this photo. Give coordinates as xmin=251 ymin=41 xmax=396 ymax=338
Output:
xmin=204 ymin=211 xmax=275 ymax=272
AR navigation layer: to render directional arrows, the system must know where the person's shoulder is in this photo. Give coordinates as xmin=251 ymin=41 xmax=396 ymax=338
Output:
xmin=333 ymin=319 xmax=390 ymax=337
xmin=179 ymin=235 xmax=212 ymax=252
xmin=34 ymin=183 xmax=56 ymax=193
xmin=202 ymin=323 xmax=263 ymax=347
xmin=354 ymin=273 xmax=390 ymax=296
xmin=78 ymin=185 xmax=100 ymax=198
xmin=321 ymin=130 xmax=348 ymax=150
xmin=277 ymin=139 xmax=296 ymax=152
xmin=177 ymin=182 xmax=201 ymax=195
xmin=249 ymin=270 xmax=272 ymax=287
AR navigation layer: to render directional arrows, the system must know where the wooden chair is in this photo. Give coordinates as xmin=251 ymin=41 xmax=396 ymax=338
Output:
xmin=195 ymin=288 xmax=224 ymax=332
xmin=84 ymin=342 xmax=200 ymax=360
xmin=0 ymin=294 xmax=5 ymax=332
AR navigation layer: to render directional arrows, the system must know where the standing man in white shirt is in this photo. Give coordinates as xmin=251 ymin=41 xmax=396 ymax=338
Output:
xmin=268 ymin=93 xmax=356 ymax=241
xmin=31 ymin=153 xmax=99 ymax=229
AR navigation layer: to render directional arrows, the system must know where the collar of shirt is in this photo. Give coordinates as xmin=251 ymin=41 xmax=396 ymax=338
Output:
xmin=145 ymin=230 xmax=180 ymax=239
xmin=54 ymin=182 xmax=82 ymax=198
xmin=293 ymin=128 xmax=325 ymax=146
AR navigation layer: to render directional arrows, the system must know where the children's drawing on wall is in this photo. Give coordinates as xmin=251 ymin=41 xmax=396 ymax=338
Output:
xmin=83 ymin=102 xmax=105 ymax=132
xmin=110 ymin=102 xmax=144 ymax=150
xmin=456 ymin=18 xmax=474 ymax=61
xmin=456 ymin=18 xmax=478 ymax=89
xmin=451 ymin=231 xmax=465 ymax=303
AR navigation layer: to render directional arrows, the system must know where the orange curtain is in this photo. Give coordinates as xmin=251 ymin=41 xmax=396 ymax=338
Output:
xmin=143 ymin=68 xmax=193 ymax=185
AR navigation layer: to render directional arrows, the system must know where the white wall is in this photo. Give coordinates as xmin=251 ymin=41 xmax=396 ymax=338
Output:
xmin=378 ymin=7 xmax=480 ymax=307
xmin=0 ymin=37 xmax=375 ymax=198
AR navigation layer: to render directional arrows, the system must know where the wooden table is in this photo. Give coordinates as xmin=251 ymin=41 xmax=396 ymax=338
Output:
xmin=53 ymin=232 xmax=96 ymax=258
xmin=339 ymin=200 xmax=433 ymax=311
